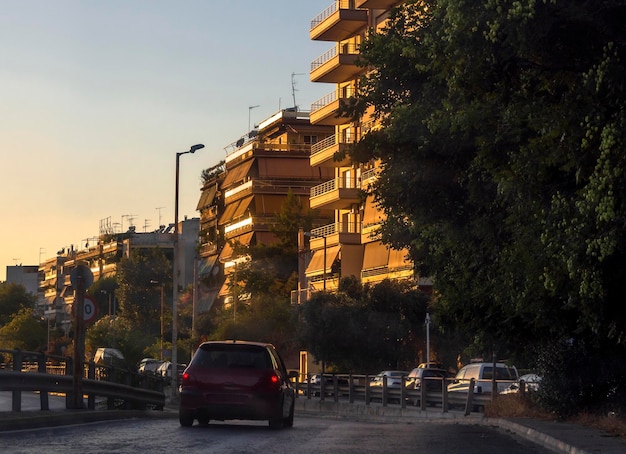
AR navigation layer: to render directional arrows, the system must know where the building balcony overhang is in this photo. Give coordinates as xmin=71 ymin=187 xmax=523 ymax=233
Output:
xmin=310 ymin=135 xmax=353 ymax=167
xmin=310 ymin=91 xmax=352 ymax=126
xmin=310 ymin=45 xmax=361 ymax=83
xmin=355 ymin=0 xmax=398 ymax=9
xmin=310 ymin=3 xmax=368 ymax=42
xmin=310 ymin=186 xmax=360 ymax=210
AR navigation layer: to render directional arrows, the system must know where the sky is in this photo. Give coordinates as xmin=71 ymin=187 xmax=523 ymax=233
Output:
xmin=0 ymin=0 xmax=333 ymax=281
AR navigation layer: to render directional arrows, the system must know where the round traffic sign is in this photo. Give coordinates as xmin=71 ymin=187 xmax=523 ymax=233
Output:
xmin=83 ymin=296 xmax=98 ymax=323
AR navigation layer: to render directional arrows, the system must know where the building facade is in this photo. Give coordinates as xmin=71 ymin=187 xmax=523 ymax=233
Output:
xmin=196 ymin=108 xmax=335 ymax=311
xmin=305 ymin=1 xmax=419 ymax=295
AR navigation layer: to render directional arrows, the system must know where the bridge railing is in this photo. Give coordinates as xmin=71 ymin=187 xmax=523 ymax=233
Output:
xmin=0 ymin=348 xmax=165 ymax=412
xmin=295 ymin=373 xmax=509 ymax=416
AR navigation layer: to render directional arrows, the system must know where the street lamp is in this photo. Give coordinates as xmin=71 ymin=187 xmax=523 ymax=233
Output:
xmin=173 ymin=143 xmax=204 ymax=399
xmin=304 ymin=231 xmax=327 ymax=291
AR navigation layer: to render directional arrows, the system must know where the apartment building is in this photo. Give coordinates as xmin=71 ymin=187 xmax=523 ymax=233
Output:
xmin=37 ymin=219 xmax=199 ymax=336
xmin=305 ymin=0 xmax=416 ymax=293
xmin=197 ymin=109 xmax=334 ymax=310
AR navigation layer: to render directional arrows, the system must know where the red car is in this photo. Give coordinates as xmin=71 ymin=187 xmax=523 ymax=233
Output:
xmin=179 ymin=340 xmax=297 ymax=429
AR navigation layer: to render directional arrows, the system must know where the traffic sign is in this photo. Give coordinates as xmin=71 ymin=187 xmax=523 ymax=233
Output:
xmin=83 ymin=296 xmax=98 ymax=324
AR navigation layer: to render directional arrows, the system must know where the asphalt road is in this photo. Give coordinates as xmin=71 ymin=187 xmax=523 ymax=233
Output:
xmin=0 ymin=415 xmax=552 ymax=454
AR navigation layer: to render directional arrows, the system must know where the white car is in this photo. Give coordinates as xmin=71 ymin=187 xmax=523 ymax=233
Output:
xmin=500 ymin=373 xmax=541 ymax=394
xmin=447 ymin=362 xmax=518 ymax=395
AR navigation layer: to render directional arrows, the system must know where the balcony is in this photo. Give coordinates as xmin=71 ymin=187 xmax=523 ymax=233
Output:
xmin=310 ymin=177 xmax=361 ymax=210
xmin=310 ymin=134 xmax=354 ymax=167
xmin=355 ymin=0 xmax=398 ymax=9
xmin=310 ymin=89 xmax=353 ymax=126
xmin=309 ymin=222 xmax=362 ymax=248
xmin=310 ymin=44 xmax=361 ymax=83
xmin=311 ymin=1 xmax=368 ymax=42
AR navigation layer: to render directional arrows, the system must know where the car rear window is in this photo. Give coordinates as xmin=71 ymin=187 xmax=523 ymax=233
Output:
xmin=193 ymin=344 xmax=272 ymax=369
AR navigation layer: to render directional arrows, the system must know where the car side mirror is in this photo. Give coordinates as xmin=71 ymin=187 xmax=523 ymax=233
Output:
xmin=288 ymin=371 xmax=299 ymax=379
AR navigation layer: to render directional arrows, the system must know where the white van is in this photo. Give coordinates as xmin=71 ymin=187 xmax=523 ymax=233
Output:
xmin=93 ymin=348 xmax=125 ymax=367
xmin=447 ymin=362 xmax=518 ymax=395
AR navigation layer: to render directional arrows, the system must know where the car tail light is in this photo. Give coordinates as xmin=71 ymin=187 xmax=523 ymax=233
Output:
xmin=181 ymin=372 xmax=190 ymax=385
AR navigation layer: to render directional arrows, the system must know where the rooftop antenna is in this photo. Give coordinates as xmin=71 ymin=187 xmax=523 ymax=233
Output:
xmin=248 ymin=105 xmax=260 ymax=132
xmin=143 ymin=219 xmax=151 ymax=232
xmin=291 ymin=72 xmax=305 ymax=110
xmin=156 ymin=207 xmax=165 ymax=227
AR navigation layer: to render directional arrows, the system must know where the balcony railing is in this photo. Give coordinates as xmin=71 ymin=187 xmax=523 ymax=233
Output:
xmin=311 ymin=176 xmax=359 ymax=198
xmin=311 ymin=43 xmax=359 ymax=72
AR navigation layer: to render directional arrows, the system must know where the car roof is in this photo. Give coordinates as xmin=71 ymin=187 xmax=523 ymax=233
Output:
xmin=198 ymin=340 xmax=273 ymax=348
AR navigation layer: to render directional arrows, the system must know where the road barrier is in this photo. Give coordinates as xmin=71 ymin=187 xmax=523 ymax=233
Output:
xmin=0 ymin=349 xmax=165 ymax=412
xmin=295 ymin=374 xmax=507 ymax=416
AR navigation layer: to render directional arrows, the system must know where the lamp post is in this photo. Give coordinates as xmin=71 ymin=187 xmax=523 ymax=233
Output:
xmin=172 ymin=143 xmax=204 ymax=399
xmin=425 ymin=313 xmax=431 ymax=368
xmin=304 ymin=231 xmax=327 ymax=291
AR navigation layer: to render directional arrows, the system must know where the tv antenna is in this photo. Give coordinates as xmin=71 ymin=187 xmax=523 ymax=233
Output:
xmin=156 ymin=207 xmax=165 ymax=227
xmin=291 ymin=72 xmax=305 ymax=110
xmin=248 ymin=105 xmax=260 ymax=132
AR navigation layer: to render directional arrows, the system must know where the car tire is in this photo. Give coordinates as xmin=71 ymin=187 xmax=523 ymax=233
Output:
xmin=179 ymin=410 xmax=194 ymax=427
xmin=283 ymin=399 xmax=294 ymax=428
xmin=269 ymin=401 xmax=285 ymax=430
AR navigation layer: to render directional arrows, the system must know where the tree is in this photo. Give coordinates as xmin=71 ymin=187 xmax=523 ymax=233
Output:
xmin=343 ymin=0 xmax=626 ymax=414
xmin=0 ymin=282 xmax=37 ymax=327
xmin=298 ymin=278 xmax=430 ymax=373
xmin=0 ymin=308 xmax=47 ymax=351
xmin=115 ymin=248 xmax=171 ymax=337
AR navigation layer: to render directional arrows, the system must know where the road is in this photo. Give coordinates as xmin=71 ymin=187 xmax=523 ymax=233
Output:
xmin=0 ymin=415 xmax=553 ymax=454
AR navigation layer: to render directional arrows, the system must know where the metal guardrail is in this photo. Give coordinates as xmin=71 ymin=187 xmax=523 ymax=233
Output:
xmin=295 ymin=374 xmax=510 ymax=416
xmin=0 ymin=349 xmax=165 ymax=412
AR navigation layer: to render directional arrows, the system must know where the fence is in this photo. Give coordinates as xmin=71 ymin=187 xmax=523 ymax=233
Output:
xmin=294 ymin=373 xmax=521 ymax=416
xmin=0 ymin=349 xmax=165 ymax=412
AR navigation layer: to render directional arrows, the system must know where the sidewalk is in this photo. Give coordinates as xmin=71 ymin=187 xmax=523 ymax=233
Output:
xmin=1 ymin=398 xmax=626 ymax=454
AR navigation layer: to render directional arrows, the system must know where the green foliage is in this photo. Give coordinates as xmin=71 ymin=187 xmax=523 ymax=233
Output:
xmin=0 ymin=282 xmax=37 ymax=327
xmin=342 ymin=0 xmax=626 ymax=413
xmin=0 ymin=308 xmax=47 ymax=351
xmin=298 ymin=278 xmax=430 ymax=372
xmin=115 ymin=248 xmax=171 ymax=336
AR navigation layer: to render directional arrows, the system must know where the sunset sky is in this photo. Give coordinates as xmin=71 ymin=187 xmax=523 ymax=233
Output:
xmin=0 ymin=1 xmax=332 ymax=280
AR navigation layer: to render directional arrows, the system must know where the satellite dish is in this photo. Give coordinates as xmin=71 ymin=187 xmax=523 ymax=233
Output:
xmin=236 ymin=138 xmax=245 ymax=147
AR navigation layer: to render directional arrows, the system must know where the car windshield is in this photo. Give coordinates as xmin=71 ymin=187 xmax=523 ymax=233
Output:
xmin=193 ymin=344 xmax=272 ymax=369
xmin=482 ymin=366 xmax=516 ymax=380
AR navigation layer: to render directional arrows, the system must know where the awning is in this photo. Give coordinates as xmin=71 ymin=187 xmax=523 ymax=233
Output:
xmin=232 ymin=196 xmax=253 ymax=219
xmin=219 ymin=232 xmax=254 ymax=262
xmin=196 ymin=185 xmax=217 ymax=211
xmin=257 ymin=157 xmax=316 ymax=178
xmin=362 ymin=194 xmax=384 ymax=227
xmin=305 ymin=245 xmax=341 ymax=276
xmin=362 ymin=241 xmax=389 ymax=270
xmin=219 ymin=200 xmax=240 ymax=225
xmin=198 ymin=255 xmax=218 ymax=277
xmin=388 ymin=248 xmax=410 ymax=269
xmin=221 ymin=159 xmax=254 ymax=188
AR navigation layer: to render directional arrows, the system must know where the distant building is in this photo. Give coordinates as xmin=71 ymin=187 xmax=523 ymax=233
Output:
xmin=37 ymin=219 xmax=199 ymax=336
xmin=5 ymin=265 xmax=39 ymax=295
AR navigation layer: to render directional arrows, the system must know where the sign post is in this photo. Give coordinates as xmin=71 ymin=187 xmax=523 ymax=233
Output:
xmin=69 ymin=264 xmax=93 ymax=409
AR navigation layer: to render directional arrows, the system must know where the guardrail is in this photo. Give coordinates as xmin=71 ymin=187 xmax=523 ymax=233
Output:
xmin=0 ymin=349 xmax=165 ymax=412
xmin=295 ymin=374 xmax=515 ymax=416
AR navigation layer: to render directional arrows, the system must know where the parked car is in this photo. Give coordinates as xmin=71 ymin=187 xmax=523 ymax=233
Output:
xmin=179 ymin=340 xmax=297 ymax=429
xmin=93 ymin=348 xmax=125 ymax=367
xmin=370 ymin=370 xmax=409 ymax=388
xmin=302 ymin=373 xmax=351 ymax=397
xmin=137 ymin=358 xmax=164 ymax=375
xmin=500 ymin=373 xmax=541 ymax=395
xmin=406 ymin=367 xmax=450 ymax=391
xmin=447 ymin=362 xmax=518 ymax=395
xmin=156 ymin=361 xmax=187 ymax=385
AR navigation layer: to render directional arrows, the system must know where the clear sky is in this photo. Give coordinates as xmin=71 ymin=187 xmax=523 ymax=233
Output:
xmin=0 ymin=0 xmax=332 ymax=281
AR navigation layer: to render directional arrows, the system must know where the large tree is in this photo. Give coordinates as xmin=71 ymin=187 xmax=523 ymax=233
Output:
xmin=343 ymin=0 xmax=626 ymax=413
xmin=0 ymin=282 xmax=37 ymax=327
